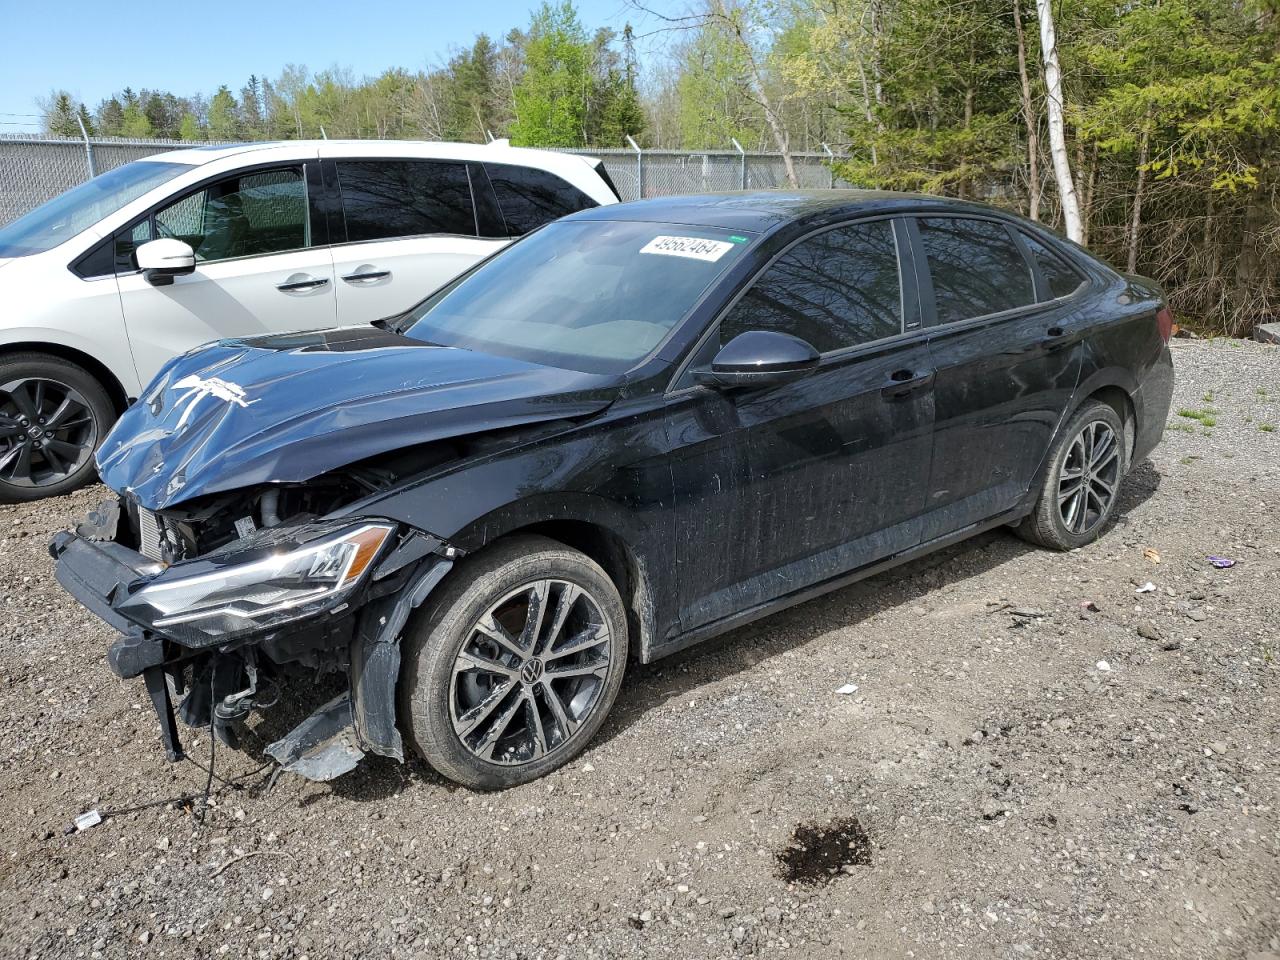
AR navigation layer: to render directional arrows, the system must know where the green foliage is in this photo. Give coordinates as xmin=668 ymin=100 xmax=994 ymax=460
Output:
xmin=119 ymin=103 xmax=153 ymax=138
xmin=511 ymin=2 xmax=592 ymax=146
xmin=43 ymin=92 xmax=80 ymax=137
xmin=207 ymin=86 xmax=238 ymax=140
xmin=178 ymin=113 xmax=202 ymax=141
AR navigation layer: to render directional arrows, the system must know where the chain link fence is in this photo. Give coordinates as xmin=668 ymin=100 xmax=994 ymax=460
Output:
xmin=0 ymin=133 xmax=849 ymax=227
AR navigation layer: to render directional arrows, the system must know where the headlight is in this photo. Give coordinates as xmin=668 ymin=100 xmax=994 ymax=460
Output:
xmin=117 ymin=521 xmax=395 ymax=645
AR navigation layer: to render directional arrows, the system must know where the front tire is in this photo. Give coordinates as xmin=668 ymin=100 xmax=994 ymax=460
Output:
xmin=0 ymin=353 xmax=114 ymax=503
xmin=400 ymin=535 xmax=628 ymax=790
xmin=1017 ymin=400 xmax=1127 ymax=551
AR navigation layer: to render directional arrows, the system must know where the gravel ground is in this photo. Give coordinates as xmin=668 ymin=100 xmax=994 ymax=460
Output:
xmin=1 ymin=336 xmax=1277 ymax=960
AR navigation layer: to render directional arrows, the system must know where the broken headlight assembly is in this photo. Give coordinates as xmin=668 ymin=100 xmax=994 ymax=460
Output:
xmin=116 ymin=520 xmax=395 ymax=645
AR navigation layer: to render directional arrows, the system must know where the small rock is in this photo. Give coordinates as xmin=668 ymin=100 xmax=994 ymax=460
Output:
xmin=1186 ymin=609 xmax=1208 ymax=623
xmin=581 ymin=763 xmax=595 ymax=773
xmin=1209 ymin=741 xmax=1228 ymax=756
xmin=732 ymin=926 xmax=747 ymax=944
xmin=1136 ymin=621 xmax=1163 ymax=642
xmin=155 ymin=837 xmax=170 ymax=851
xmin=1095 ymin=660 xmax=1112 ymax=672
xmin=921 ymin=899 xmax=937 ymax=914
xmin=979 ymin=799 xmax=1005 ymax=820
xmin=1162 ymin=639 xmax=1182 ymax=652
xmin=638 ymin=909 xmax=653 ymax=923
xmin=718 ymin=907 xmax=737 ymax=919
xmin=763 ymin=906 xmax=782 ymax=923
xmin=261 ymin=888 xmax=274 ymax=901
xmin=138 ymin=931 xmax=152 ymax=946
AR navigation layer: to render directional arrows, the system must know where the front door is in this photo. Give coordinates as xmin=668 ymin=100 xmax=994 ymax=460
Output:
xmin=908 ymin=215 xmax=1084 ymax=540
xmin=327 ymin=159 xmax=508 ymax=325
xmin=667 ymin=217 xmax=936 ymax=635
xmin=115 ymin=162 xmax=336 ymax=386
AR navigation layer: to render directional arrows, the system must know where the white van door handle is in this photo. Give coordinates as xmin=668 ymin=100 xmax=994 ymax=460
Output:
xmin=276 ymin=274 xmax=330 ymax=292
xmin=341 ymin=268 xmax=391 ymax=284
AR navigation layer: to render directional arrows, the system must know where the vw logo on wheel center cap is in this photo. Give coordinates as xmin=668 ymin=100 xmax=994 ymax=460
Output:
xmin=520 ymin=659 xmax=545 ymax=685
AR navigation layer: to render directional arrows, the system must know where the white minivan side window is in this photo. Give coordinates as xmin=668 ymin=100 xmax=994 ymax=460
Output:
xmin=126 ymin=166 xmax=310 ymax=266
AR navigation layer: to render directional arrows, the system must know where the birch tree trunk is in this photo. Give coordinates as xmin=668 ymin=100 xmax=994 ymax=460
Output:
xmin=1035 ymin=0 xmax=1083 ymax=242
xmin=1127 ymin=123 xmax=1151 ymax=273
xmin=1012 ymin=0 xmax=1041 ymax=220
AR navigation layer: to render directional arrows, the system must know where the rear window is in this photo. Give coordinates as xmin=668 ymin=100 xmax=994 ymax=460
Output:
xmin=918 ymin=217 xmax=1036 ymax=324
xmin=483 ymin=163 xmax=598 ymax=236
xmin=337 ymin=160 xmax=476 ymax=242
xmin=1020 ymin=231 xmax=1085 ymax=300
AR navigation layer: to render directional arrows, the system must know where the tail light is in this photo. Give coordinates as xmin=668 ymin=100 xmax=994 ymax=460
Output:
xmin=1155 ymin=306 xmax=1174 ymax=343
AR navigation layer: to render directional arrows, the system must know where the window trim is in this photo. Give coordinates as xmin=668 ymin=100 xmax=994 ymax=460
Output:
xmin=327 ymin=156 xmax=483 ymax=249
xmin=667 ymin=213 xmax=921 ymax=395
xmin=71 ymin=159 xmax=321 ymax=279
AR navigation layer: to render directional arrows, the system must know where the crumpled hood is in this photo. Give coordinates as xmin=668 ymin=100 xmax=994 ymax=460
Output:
xmin=98 ymin=325 xmax=617 ymax=510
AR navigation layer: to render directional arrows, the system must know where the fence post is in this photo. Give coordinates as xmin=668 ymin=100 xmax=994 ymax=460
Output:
xmin=731 ymin=138 xmax=747 ymax=190
xmin=822 ymin=143 xmax=836 ymax=189
xmin=76 ymin=113 xmax=96 ymax=179
xmin=626 ymin=135 xmax=643 ymax=200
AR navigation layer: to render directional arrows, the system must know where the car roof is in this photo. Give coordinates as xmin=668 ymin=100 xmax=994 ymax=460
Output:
xmin=564 ymin=190 xmax=1025 ymax=234
xmin=144 ymin=139 xmax=600 ymax=170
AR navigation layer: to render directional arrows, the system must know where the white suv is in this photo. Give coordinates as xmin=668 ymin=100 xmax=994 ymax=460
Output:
xmin=0 ymin=140 xmax=619 ymax=501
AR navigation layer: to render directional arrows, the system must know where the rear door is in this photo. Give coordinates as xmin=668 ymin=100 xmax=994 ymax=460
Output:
xmin=909 ymin=215 xmax=1086 ymax=539
xmin=115 ymin=159 xmax=336 ymax=386
xmin=667 ymin=217 xmax=936 ymax=633
xmin=327 ymin=158 xmax=506 ymax=324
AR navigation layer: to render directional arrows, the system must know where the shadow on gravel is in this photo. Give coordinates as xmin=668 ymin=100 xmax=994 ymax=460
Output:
xmin=593 ymin=460 xmax=1163 ymax=750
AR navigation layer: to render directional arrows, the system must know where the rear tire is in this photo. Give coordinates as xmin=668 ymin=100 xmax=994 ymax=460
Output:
xmin=0 ymin=353 xmax=114 ymax=503
xmin=1017 ymin=400 xmax=1127 ymax=551
xmin=400 ymin=535 xmax=628 ymax=790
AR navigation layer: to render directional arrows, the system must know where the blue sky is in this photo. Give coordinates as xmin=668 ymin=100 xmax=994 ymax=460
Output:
xmin=0 ymin=0 xmax=677 ymax=133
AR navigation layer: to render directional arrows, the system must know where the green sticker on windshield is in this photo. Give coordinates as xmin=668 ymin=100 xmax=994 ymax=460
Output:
xmin=729 ymin=235 xmax=749 ymax=244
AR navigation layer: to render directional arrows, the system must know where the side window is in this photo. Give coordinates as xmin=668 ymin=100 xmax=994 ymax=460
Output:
xmin=1020 ymin=231 xmax=1085 ymax=300
xmin=336 ymin=160 xmax=475 ymax=242
xmin=148 ymin=166 xmax=309 ymax=263
xmin=720 ymin=220 xmax=903 ymax=353
xmin=917 ymin=217 xmax=1035 ymax=324
xmin=483 ymin=163 xmax=598 ymax=236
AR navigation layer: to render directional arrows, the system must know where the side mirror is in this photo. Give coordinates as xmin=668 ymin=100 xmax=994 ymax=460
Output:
xmin=136 ymin=238 xmax=196 ymax=286
xmin=694 ymin=330 xmax=821 ymax=389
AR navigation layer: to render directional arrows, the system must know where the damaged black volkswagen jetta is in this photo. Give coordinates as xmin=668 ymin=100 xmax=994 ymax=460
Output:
xmin=52 ymin=192 xmax=1174 ymax=789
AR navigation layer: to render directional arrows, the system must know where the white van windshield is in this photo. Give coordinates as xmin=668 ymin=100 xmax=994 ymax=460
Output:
xmin=0 ymin=160 xmax=189 ymax=258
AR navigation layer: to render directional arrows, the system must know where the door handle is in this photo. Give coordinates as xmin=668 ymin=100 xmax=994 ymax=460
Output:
xmin=1041 ymin=325 xmax=1072 ymax=351
xmin=276 ymin=275 xmax=330 ymax=292
xmin=341 ymin=268 xmax=391 ymax=284
xmin=881 ymin=369 xmax=935 ymax=401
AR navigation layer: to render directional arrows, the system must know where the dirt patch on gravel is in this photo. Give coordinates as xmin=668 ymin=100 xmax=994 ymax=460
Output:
xmin=776 ymin=817 xmax=873 ymax=885
xmin=0 ymin=337 xmax=1278 ymax=959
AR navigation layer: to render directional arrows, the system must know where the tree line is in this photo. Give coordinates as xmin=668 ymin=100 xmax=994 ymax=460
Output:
xmin=38 ymin=0 xmax=1280 ymax=334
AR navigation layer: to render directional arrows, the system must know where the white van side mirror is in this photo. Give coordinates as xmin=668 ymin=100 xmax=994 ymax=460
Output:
xmin=136 ymin=238 xmax=196 ymax=286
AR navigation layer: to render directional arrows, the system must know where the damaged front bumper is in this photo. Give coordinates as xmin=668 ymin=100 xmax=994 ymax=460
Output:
xmin=50 ymin=499 xmax=455 ymax=781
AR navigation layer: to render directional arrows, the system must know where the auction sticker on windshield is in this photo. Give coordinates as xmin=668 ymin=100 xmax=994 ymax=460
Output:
xmin=640 ymin=235 xmax=736 ymax=262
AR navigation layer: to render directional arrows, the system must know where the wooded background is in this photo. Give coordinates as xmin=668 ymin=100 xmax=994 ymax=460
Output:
xmin=38 ymin=0 xmax=1280 ymax=335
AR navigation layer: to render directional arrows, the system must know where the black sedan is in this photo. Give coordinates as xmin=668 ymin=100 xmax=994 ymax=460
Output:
xmin=52 ymin=192 xmax=1174 ymax=789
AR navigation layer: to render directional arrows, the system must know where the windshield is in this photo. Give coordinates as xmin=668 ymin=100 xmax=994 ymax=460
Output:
xmin=0 ymin=160 xmax=190 ymax=258
xmin=402 ymin=220 xmax=754 ymax=373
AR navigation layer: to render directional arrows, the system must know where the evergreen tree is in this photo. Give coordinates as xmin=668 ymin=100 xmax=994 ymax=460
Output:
xmin=207 ymin=85 xmax=239 ymax=140
xmin=43 ymin=92 xmax=81 ymax=137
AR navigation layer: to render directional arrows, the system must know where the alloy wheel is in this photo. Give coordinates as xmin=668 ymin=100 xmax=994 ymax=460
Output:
xmin=1057 ymin=419 xmax=1120 ymax=535
xmin=0 ymin=378 xmax=98 ymax=488
xmin=449 ymin=579 xmax=612 ymax=766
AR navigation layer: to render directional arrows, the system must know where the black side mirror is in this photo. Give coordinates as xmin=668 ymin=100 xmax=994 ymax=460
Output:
xmin=694 ymin=330 xmax=821 ymax=389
